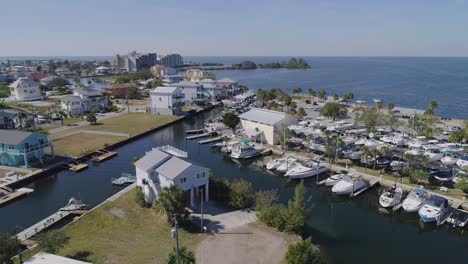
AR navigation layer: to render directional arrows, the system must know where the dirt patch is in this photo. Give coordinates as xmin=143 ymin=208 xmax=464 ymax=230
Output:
xmin=109 ymin=207 xmax=127 ymax=220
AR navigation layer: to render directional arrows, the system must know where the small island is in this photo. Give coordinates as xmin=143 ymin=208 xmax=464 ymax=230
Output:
xmin=232 ymin=57 xmax=310 ymax=69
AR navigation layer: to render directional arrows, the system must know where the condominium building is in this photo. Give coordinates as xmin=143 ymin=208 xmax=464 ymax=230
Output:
xmin=112 ymin=51 xmax=157 ymax=72
xmin=158 ymin=54 xmax=183 ymax=67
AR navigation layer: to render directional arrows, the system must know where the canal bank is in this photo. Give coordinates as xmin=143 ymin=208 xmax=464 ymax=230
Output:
xmin=1 ymin=110 xmax=467 ymax=264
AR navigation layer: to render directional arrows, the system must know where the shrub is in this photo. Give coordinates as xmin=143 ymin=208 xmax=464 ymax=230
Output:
xmin=0 ymin=233 xmax=20 ymax=264
xmin=228 ymin=178 xmax=254 ymax=209
xmin=305 ymin=99 xmax=311 ymax=104
xmin=37 ymin=229 xmax=69 ymax=254
xmin=455 ymin=178 xmax=468 ymax=194
xmin=286 ymin=238 xmax=321 ymax=264
xmin=166 ymin=246 xmax=195 ymax=264
xmin=209 ymin=176 xmax=230 ymax=202
xmin=134 ymin=186 xmax=146 ymax=207
xmin=254 ymin=189 xmax=278 ymax=210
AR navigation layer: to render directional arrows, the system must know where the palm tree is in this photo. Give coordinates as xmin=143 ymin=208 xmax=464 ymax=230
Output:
xmin=361 ymin=146 xmax=371 ymax=171
xmin=307 ymin=88 xmax=315 ymax=102
xmin=297 ymin=107 xmax=306 ymax=119
xmin=317 ymin=90 xmax=326 ymax=101
xmin=333 ymin=94 xmax=339 ymax=102
xmin=375 ymin=101 xmax=382 ymax=111
xmin=166 ymin=246 xmax=195 ymax=264
xmin=387 ymin=102 xmax=395 ymax=112
xmin=154 ymin=185 xmax=189 ymax=222
xmin=58 ymin=111 xmax=68 ymax=125
xmin=426 ymin=100 xmax=438 ymax=115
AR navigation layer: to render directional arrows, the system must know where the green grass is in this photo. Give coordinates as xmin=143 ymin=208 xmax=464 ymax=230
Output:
xmin=51 ymin=133 xmax=125 ymax=157
xmin=5 ymin=101 xmax=57 ymax=113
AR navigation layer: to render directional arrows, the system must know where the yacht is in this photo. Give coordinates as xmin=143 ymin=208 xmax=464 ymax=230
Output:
xmin=379 ymin=185 xmax=403 ymax=208
xmin=404 ymin=147 xmax=424 ymax=156
xmin=332 ymin=176 xmax=367 ymax=195
xmin=418 ymin=195 xmax=449 ymax=223
xmin=456 ymin=156 xmax=468 ymax=170
xmin=441 ymin=154 xmax=459 ymax=166
xmin=402 ymin=188 xmax=428 ymax=213
xmin=266 ymin=157 xmax=297 ymax=170
xmin=348 ymin=151 xmax=362 ymax=161
xmin=230 ymin=143 xmax=260 ymax=159
xmin=324 ymin=172 xmax=348 ymax=186
xmin=285 ymin=163 xmax=328 ymax=179
xmin=276 ymin=160 xmax=300 ymax=172
xmin=424 ymin=148 xmax=444 ymax=163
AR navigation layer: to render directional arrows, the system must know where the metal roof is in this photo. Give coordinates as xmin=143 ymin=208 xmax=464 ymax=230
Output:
xmin=239 ymin=108 xmax=287 ymax=126
xmin=24 ymin=252 xmax=91 ymax=264
xmin=9 ymin=77 xmax=37 ymax=89
xmin=155 ymin=156 xmax=206 ymax=180
xmin=60 ymin=95 xmax=81 ymax=102
xmin=134 ymin=148 xmax=170 ymax=171
xmin=151 ymin=86 xmax=178 ymax=94
xmin=0 ymin=129 xmax=33 ymax=144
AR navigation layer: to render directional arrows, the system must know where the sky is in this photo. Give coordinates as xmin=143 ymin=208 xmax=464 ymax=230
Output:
xmin=1 ymin=0 xmax=468 ymax=56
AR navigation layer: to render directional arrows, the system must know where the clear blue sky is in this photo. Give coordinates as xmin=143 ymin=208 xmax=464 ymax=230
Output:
xmin=2 ymin=0 xmax=468 ymax=56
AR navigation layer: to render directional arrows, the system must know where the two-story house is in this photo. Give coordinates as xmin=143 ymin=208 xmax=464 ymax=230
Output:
xmin=60 ymin=88 xmax=107 ymax=114
xmin=173 ymin=81 xmax=205 ymax=105
xmin=9 ymin=77 xmax=42 ymax=102
xmin=149 ymin=86 xmax=184 ymax=115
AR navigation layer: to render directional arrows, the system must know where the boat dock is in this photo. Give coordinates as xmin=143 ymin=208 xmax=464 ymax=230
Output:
xmin=67 ymin=159 xmax=88 ymax=172
xmin=350 ymin=179 xmax=380 ymax=197
xmin=91 ymin=149 xmax=118 ymax=162
xmin=186 ymin=128 xmax=205 ymax=134
xmin=198 ymin=136 xmax=225 ymax=144
xmin=186 ymin=132 xmax=213 ymax=140
xmin=0 ymin=188 xmax=34 ymax=208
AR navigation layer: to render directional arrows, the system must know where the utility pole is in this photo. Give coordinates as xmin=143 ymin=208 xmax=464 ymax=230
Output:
xmin=171 ymin=215 xmax=180 ymax=264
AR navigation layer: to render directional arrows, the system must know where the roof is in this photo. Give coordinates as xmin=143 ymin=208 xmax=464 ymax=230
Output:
xmin=151 ymin=86 xmax=178 ymax=94
xmin=0 ymin=129 xmax=33 ymax=144
xmin=28 ymin=72 xmax=48 ymax=80
xmin=239 ymin=108 xmax=287 ymax=126
xmin=155 ymin=156 xmax=206 ymax=180
xmin=9 ymin=77 xmax=37 ymax=89
xmin=61 ymin=95 xmax=81 ymax=102
xmin=24 ymin=252 xmax=91 ymax=264
xmin=174 ymin=81 xmax=201 ymax=87
xmin=217 ymin=78 xmax=237 ymax=83
xmin=96 ymin=66 xmax=110 ymax=70
xmin=107 ymin=83 xmax=137 ymax=89
xmin=134 ymin=148 xmax=170 ymax=171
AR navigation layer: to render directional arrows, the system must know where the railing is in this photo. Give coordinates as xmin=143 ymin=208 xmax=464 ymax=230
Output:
xmin=3 ymin=142 xmax=52 ymax=154
xmin=157 ymin=145 xmax=188 ymax=158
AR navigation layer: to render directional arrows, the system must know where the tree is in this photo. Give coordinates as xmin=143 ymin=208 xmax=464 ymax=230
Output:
xmin=292 ymin=87 xmax=302 ymax=95
xmin=455 ymin=178 xmax=468 ymax=194
xmin=166 ymin=246 xmax=195 ymax=264
xmin=0 ymin=233 xmax=20 ymax=264
xmin=46 ymin=77 xmax=70 ymax=89
xmin=307 ymin=88 xmax=316 ymax=101
xmin=320 ymin=102 xmax=347 ymax=121
xmin=342 ymin=92 xmax=354 ymax=104
xmin=317 ymin=90 xmax=326 ymax=101
xmin=332 ymin=94 xmax=339 ymax=101
xmin=290 ymin=101 xmax=297 ymax=111
xmin=375 ymin=101 xmax=382 ymax=111
xmin=387 ymin=102 xmax=395 ymax=111
xmin=290 ymin=180 xmax=305 ymax=211
xmin=154 ymin=185 xmax=189 ymax=222
xmin=283 ymin=95 xmax=293 ymax=111
xmin=297 ymin=107 xmax=306 ymax=118
xmin=58 ymin=111 xmax=68 ymax=125
xmin=356 ymin=107 xmax=382 ymax=132
xmin=286 ymin=238 xmax=321 ymax=264
xmin=426 ymin=100 xmax=438 ymax=115
xmin=254 ymin=189 xmax=279 ymax=210
xmin=228 ymin=178 xmax=254 ymax=209
xmin=86 ymin=111 xmax=97 ymax=125
xmin=37 ymin=229 xmax=69 ymax=254
xmin=386 ymin=112 xmax=401 ymax=131
xmin=448 ymin=129 xmax=466 ymax=144
xmin=221 ymin=112 xmax=240 ymax=131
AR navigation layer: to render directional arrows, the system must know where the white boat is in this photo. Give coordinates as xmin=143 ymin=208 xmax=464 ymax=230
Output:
xmin=230 ymin=143 xmax=260 ymax=159
xmin=324 ymin=173 xmax=347 ymax=186
xmin=379 ymin=186 xmax=403 ymax=208
xmin=354 ymin=138 xmax=367 ymax=146
xmin=390 ymin=160 xmax=404 ymax=171
xmin=348 ymin=151 xmax=362 ymax=161
xmin=441 ymin=154 xmax=459 ymax=166
xmin=418 ymin=195 xmax=449 ymax=223
xmin=424 ymin=148 xmax=444 ymax=163
xmin=266 ymin=157 xmax=297 ymax=170
xmin=276 ymin=161 xmax=300 ymax=172
xmin=402 ymin=188 xmax=428 ymax=213
xmin=404 ymin=148 xmax=424 ymax=156
xmin=446 ymin=208 xmax=468 ymax=228
xmin=285 ymin=163 xmax=328 ymax=179
xmin=456 ymin=156 xmax=468 ymax=170
xmin=332 ymin=176 xmax=367 ymax=195
xmin=408 ymin=136 xmax=428 ymax=148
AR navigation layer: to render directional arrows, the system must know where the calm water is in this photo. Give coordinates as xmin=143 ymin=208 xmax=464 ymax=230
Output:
xmin=187 ymin=56 xmax=468 ymax=119
xmin=0 ymin=110 xmax=467 ymax=264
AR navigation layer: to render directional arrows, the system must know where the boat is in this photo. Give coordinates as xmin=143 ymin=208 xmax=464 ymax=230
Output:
xmin=404 ymin=148 xmax=424 ymax=156
xmin=285 ymin=163 xmax=328 ymax=179
xmin=266 ymin=157 xmax=297 ymax=170
xmin=360 ymin=155 xmax=375 ymax=167
xmin=390 ymin=160 xmax=405 ymax=171
xmin=402 ymin=188 xmax=428 ymax=213
xmin=375 ymin=156 xmax=392 ymax=168
xmin=230 ymin=143 xmax=260 ymax=159
xmin=348 ymin=151 xmax=362 ymax=161
xmin=424 ymin=148 xmax=444 ymax=163
xmin=432 ymin=170 xmax=457 ymax=182
xmin=446 ymin=208 xmax=468 ymax=228
xmin=408 ymin=136 xmax=428 ymax=148
xmin=418 ymin=195 xmax=449 ymax=223
xmin=112 ymin=173 xmax=136 ymax=186
xmin=276 ymin=161 xmax=300 ymax=172
xmin=379 ymin=185 xmax=403 ymax=208
xmin=441 ymin=154 xmax=459 ymax=166
xmin=324 ymin=171 xmax=348 ymax=186
xmin=332 ymin=175 xmax=367 ymax=195
xmin=456 ymin=156 xmax=468 ymax=170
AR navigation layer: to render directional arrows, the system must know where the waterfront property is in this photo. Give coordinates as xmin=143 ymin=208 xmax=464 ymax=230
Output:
xmin=135 ymin=145 xmax=209 ymax=205
xmin=9 ymin=77 xmax=42 ymax=101
xmin=0 ymin=129 xmax=54 ymax=167
xmin=0 ymin=109 xmax=19 ymax=129
xmin=149 ymin=86 xmax=184 ymax=115
xmin=60 ymin=87 xmax=107 ymax=114
xmin=105 ymin=83 xmax=138 ymax=99
xmin=239 ymin=108 xmax=298 ymax=145
xmin=173 ymin=81 xmax=205 ymax=104
xmin=200 ymin=79 xmax=225 ymax=99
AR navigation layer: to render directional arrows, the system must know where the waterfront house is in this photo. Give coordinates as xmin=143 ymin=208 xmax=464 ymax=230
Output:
xmin=0 ymin=129 xmax=55 ymax=167
xmin=27 ymin=72 xmax=48 ymax=81
xmin=95 ymin=66 xmax=112 ymax=75
xmin=105 ymin=83 xmax=138 ymax=99
xmin=135 ymin=145 xmax=209 ymax=205
xmin=217 ymin=77 xmax=238 ymax=90
xmin=201 ymin=79 xmax=225 ymax=99
xmin=173 ymin=81 xmax=205 ymax=103
xmin=9 ymin=77 xmax=42 ymax=101
xmin=149 ymin=86 xmax=184 ymax=115
xmin=39 ymin=76 xmax=61 ymax=86
xmin=60 ymin=87 xmax=107 ymax=114
xmin=239 ymin=108 xmax=298 ymax=145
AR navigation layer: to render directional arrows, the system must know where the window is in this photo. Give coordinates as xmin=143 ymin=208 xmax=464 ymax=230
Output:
xmin=197 ymin=173 xmax=200 ymax=179
xmin=9 ymin=144 xmax=14 ymax=150
xmin=203 ymin=172 xmax=206 ymax=177
xmin=159 ymin=97 xmax=162 ymax=102
xmin=180 ymin=177 xmax=187 ymax=184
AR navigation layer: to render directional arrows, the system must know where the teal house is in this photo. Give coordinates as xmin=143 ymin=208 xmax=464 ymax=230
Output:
xmin=0 ymin=130 xmax=55 ymax=168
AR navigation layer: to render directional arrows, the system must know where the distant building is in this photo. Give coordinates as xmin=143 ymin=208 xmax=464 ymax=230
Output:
xmin=39 ymin=76 xmax=61 ymax=86
xmin=105 ymin=83 xmax=138 ymax=99
xmin=9 ymin=77 xmax=42 ymax=101
xmin=0 ymin=129 xmax=55 ymax=167
xmin=239 ymin=108 xmax=298 ymax=145
xmin=135 ymin=145 xmax=209 ymax=205
xmin=149 ymin=86 xmax=184 ymax=115
xmin=216 ymin=77 xmax=238 ymax=90
xmin=60 ymin=87 xmax=107 ymax=115
xmin=158 ymin=54 xmax=183 ymax=67
xmin=184 ymin=69 xmax=214 ymax=82
xmin=112 ymin=51 xmax=157 ymax=72
xmin=27 ymin=72 xmax=48 ymax=81
xmin=0 ymin=74 xmax=16 ymax=84
xmin=95 ymin=66 xmax=111 ymax=75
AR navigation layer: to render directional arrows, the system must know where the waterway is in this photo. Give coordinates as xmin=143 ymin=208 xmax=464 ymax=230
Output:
xmin=0 ymin=110 xmax=467 ymax=264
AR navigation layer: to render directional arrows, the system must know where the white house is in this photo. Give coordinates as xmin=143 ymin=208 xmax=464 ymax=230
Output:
xmin=200 ymin=79 xmax=225 ymax=99
xmin=60 ymin=96 xmax=82 ymax=115
xmin=135 ymin=145 xmax=209 ymax=205
xmin=9 ymin=77 xmax=42 ymax=101
xmin=60 ymin=87 xmax=107 ymax=114
xmin=149 ymin=86 xmax=184 ymax=115
xmin=173 ymin=81 xmax=204 ymax=103
xmin=239 ymin=108 xmax=298 ymax=145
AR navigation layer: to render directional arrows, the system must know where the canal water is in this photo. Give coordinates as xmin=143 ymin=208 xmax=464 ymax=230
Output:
xmin=1 ymin=110 xmax=467 ymax=263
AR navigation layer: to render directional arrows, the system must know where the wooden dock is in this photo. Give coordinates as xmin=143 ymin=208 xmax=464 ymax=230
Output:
xmin=0 ymin=188 xmax=34 ymax=208
xmin=186 ymin=132 xmax=213 ymax=140
xmin=67 ymin=160 xmax=88 ymax=172
xmin=186 ymin=128 xmax=205 ymax=134
xmin=350 ymin=179 xmax=380 ymax=197
xmin=16 ymin=210 xmax=71 ymax=241
xmin=198 ymin=136 xmax=224 ymax=144
xmin=92 ymin=149 xmax=118 ymax=162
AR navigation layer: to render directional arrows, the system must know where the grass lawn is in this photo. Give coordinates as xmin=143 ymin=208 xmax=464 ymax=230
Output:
xmin=57 ymin=188 xmax=205 ymax=264
xmin=5 ymin=101 xmax=55 ymax=113
xmin=52 ymin=133 xmax=125 ymax=157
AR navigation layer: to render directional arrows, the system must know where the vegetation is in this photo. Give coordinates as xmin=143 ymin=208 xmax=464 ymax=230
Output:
xmin=407 ymin=114 xmax=442 ymax=138
xmin=166 ymin=246 xmax=195 ymax=264
xmin=297 ymin=107 xmax=306 ymax=118
xmin=86 ymin=111 xmax=97 ymax=125
xmin=0 ymin=233 xmax=20 ymax=264
xmin=285 ymin=238 xmax=321 ymax=264
xmin=114 ymin=71 xmax=153 ymax=84
xmin=455 ymin=178 xmax=468 ymax=194
xmin=221 ymin=112 xmax=240 ymax=131
xmin=228 ymin=178 xmax=255 ymax=209
xmin=232 ymin=60 xmax=257 ymax=70
xmin=153 ymin=185 xmax=190 ymax=224
xmin=320 ymin=102 xmax=347 ymax=120
xmin=209 ymin=176 xmax=230 ymax=202
xmin=134 ymin=186 xmax=146 ymax=207
xmin=254 ymin=189 xmax=279 ymax=210
xmin=259 ymin=58 xmax=310 ymax=69
xmin=37 ymin=229 xmax=69 ymax=254
xmin=317 ymin=90 xmax=326 ymax=101
xmin=46 ymin=77 xmax=70 ymax=89
xmin=0 ymin=84 xmax=10 ymax=98
xmin=425 ymin=100 xmax=438 ymax=115
xmin=356 ymin=107 xmax=382 ymax=132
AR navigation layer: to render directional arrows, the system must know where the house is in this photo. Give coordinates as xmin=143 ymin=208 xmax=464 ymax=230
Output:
xmin=173 ymin=81 xmax=204 ymax=103
xmin=239 ymin=108 xmax=298 ymax=145
xmin=0 ymin=74 xmax=16 ymax=84
xmin=28 ymin=72 xmax=48 ymax=81
xmin=0 ymin=129 xmax=55 ymax=167
xmin=201 ymin=79 xmax=225 ymax=99
xmin=9 ymin=77 xmax=42 ymax=101
xmin=95 ymin=66 xmax=111 ymax=75
xmin=216 ymin=78 xmax=238 ymax=90
xmin=184 ymin=69 xmax=214 ymax=82
xmin=149 ymin=86 xmax=184 ymax=115
xmin=39 ymin=76 xmax=61 ymax=86
xmin=0 ymin=109 xmax=19 ymax=129
xmin=24 ymin=252 xmax=91 ymax=264
xmin=105 ymin=83 xmax=138 ymax=99
xmin=135 ymin=145 xmax=209 ymax=205
xmin=60 ymin=88 xmax=107 ymax=115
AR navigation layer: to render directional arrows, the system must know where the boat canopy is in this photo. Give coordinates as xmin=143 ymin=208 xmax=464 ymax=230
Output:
xmin=428 ymin=195 xmax=448 ymax=207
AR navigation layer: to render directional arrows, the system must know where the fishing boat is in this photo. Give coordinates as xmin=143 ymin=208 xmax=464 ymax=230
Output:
xmin=418 ymin=195 xmax=449 ymax=223
xmin=332 ymin=175 xmax=367 ymax=195
xmin=230 ymin=143 xmax=260 ymax=159
xmin=285 ymin=163 xmax=328 ymax=179
xmin=402 ymin=188 xmax=428 ymax=213
xmin=379 ymin=185 xmax=403 ymax=208
xmin=324 ymin=171 xmax=348 ymax=186
xmin=446 ymin=208 xmax=468 ymax=228
xmin=456 ymin=156 xmax=468 ymax=170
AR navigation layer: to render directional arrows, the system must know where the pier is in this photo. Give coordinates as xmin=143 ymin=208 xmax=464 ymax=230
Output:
xmin=0 ymin=188 xmax=34 ymax=208
xmin=67 ymin=160 xmax=88 ymax=172
xmin=91 ymin=149 xmax=118 ymax=162
xmin=186 ymin=132 xmax=214 ymax=140
xmin=198 ymin=136 xmax=225 ymax=144
xmin=186 ymin=128 xmax=205 ymax=134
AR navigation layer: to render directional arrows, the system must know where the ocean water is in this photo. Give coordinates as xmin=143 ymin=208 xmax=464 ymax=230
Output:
xmin=187 ymin=56 xmax=468 ymax=119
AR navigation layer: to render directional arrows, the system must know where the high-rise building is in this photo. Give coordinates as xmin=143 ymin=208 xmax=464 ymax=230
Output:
xmin=112 ymin=51 xmax=157 ymax=72
xmin=158 ymin=54 xmax=183 ymax=67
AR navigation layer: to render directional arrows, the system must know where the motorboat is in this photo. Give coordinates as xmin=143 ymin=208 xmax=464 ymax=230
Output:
xmin=441 ymin=154 xmax=459 ymax=166
xmin=402 ymin=188 xmax=428 ymax=213
xmin=446 ymin=208 xmax=468 ymax=228
xmin=276 ymin=160 xmax=300 ymax=172
xmin=408 ymin=136 xmax=428 ymax=148
xmin=379 ymin=185 xmax=403 ymax=208
xmin=230 ymin=143 xmax=260 ymax=159
xmin=348 ymin=151 xmax=362 ymax=161
xmin=360 ymin=155 xmax=375 ymax=167
xmin=285 ymin=163 xmax=328 ymax=179
xmin=266 ymin=157 xmax=297 ymax=170
xmin=375 ymin=156 xmax=392 ymax=168
xmin=404 ymin=148 xmax=424 ymax=156
xmin=432 ymin=170 xmax=457 ymax=182
xmin=354 ymin=138 xmax=367 ymax=146
xmin=390 ymin=160 xmax=405 ymax=171
xmin=332 ymin=175 xmax=367 ymax=195
xmin=424 ymin=148 xmax=444 ymax=163
xmin=324 ymin=171 xmax=348 ymax=186
xmin=418 ymin=195 xmax=449 ymax=223
xmin=456 ymin=156 xmax=468 ymax=170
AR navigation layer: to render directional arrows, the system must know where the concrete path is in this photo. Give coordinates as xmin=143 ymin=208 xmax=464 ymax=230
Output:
xmin=48 ymin=111 xmax=126 ymax=134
